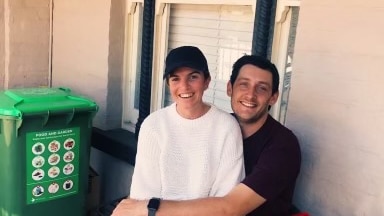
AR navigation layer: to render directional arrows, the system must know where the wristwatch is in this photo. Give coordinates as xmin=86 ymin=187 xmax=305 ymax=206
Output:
xmin=147 ymin=197 xmax=161 ymax=216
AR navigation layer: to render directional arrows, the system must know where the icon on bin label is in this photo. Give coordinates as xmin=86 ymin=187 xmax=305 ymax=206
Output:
xmin=32 ymin=185 xmax=44 ymax=197
xmin=63 ymin=163 xmax=74 ymax=175
xmin=48 ymin=166 xmax=60 ymax=178
xmin=32 ymin=143 xmax=45 ymax=155
xmin=32 ymin=156 xmax=45 ymax=168
xmin=32 ymin=169 xmax=45 ymax=181
xmin=48 ymin=140 xmax=60 ymax=153
xmin=63 ymin=180 xmax=73 ymax=191
xmin=63 ymin=151 xmax=74 ymax=163
xmin=64 ymin=138 xmax=75 ymax=150
xmin=48 ymin=182 xmax=59 ymax=194
xmin=48 ymin=153 xmax=60 ymax=165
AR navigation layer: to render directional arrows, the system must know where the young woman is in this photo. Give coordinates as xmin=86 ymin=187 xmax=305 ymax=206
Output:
xmin=129 ymin=46 xmax=244 ymax=201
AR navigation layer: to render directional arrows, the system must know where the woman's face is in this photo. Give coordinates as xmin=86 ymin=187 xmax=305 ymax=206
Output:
xmin=168 ymin=67 xmax=210 ymax=111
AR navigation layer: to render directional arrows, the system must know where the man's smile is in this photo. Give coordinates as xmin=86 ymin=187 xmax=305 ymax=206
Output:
xmin=240 ymin=100 xmax=257 ymax=108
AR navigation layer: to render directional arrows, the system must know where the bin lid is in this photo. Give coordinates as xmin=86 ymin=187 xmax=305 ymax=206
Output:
xmin=0 ymin=87 xmax=98 ymax=118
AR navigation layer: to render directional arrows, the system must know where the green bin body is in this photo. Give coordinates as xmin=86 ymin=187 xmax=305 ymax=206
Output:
xmin=0 ymin=87 xmax=98 ymax=216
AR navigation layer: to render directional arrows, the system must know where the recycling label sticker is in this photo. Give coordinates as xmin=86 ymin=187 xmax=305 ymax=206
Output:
xmin=26 ymin=127 xmax=80 ymax=204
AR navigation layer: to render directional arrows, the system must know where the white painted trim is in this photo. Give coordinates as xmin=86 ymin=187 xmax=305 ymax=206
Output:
xmin=155 ymin=0 xmax=255 ymax=15
xmin=275 ymin=5 xmax=290 ymax=23
xmin=156 ymin=0 xmax=253 ymax=5
xmin=127 ymin=0 xmax=143 ymax=3
xmin=151 ymin=4 xmax=170 ymax=111
xmin=275 ymin=0 xmax=300 ymax=22
xmin=280 ymin=0 xmax=301 ymax=7
xmin=126 ymin=2 xmax=136 ymax=14
xmin=269 ymin=0 xmax=300 ymax=121
xmin=270 ymin=5 xmax=294 ymax=121
xmin=122 ymin=2 xmax=142 ymax=131
xmin=127 ymin=0 xmax=143 ymax=14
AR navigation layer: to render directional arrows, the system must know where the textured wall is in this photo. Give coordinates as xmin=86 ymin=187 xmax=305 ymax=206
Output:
xmin=288 ymin=0 xmax=384 ymax=215
xmin=0 ymin=0 xmax=50 ymax=89
xmin=106 ymin=0 xmax=125 ymax=129
xmin=0 ymin=0 xmax=4 ymax=89
xmin=52 ymin=0 xmax=111 ymax=129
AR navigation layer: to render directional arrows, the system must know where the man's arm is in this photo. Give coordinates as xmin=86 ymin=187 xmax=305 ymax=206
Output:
xmin=112 ymin=183 xmax=266 ymax=216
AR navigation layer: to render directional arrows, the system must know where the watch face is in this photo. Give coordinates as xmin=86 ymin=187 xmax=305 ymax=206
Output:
xmin=147 ymin=198 xmax=161 ymax=210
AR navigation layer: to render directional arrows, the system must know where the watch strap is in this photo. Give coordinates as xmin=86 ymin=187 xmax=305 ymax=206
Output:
xmin=148 ymin=208 xmax=156 ymax=216
xmin=147 ymin=197 xmax=161 ymax=216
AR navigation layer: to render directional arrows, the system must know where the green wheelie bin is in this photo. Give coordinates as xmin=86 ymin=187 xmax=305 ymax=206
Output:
xmin=0 ymin=87 xmax=98 ymax=216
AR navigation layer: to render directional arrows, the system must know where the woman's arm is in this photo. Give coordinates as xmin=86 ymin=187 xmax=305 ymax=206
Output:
xmin=129 ymin=120 xmax=161 ymax=199
xmin=209 ymin=121 xmax=245 ymax=196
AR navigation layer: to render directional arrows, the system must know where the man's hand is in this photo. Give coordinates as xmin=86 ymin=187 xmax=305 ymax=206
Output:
xmin=111 ymin=198 xmax=147 ymax=216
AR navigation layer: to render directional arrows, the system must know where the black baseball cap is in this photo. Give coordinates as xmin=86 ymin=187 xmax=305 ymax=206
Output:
xmin=163 ymin=46 xmax=210 ymax=79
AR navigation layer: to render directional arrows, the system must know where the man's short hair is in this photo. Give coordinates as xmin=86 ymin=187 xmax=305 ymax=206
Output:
xmin=230 ymin=55 xmax=280 ymax=94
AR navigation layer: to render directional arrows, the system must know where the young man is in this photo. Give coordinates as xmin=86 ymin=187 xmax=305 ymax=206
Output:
xmin=112 ymin=55 xmax=301 ymax=216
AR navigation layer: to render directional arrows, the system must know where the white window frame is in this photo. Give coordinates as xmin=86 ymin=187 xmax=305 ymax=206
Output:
xmin=122 ymin=0 xmax=301 ymax=130
xmin=122 ymin=0 xmax=143 ymax=131
xmin=270 ymin=0 xmax=301 ymax=121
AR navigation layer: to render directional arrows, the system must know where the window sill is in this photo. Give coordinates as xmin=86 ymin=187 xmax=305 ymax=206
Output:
xmin=91 ymin=127 xmax=137 ymax=166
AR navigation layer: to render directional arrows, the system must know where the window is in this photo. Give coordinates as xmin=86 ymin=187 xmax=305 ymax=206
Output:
xmin=122 ymin=1 xmax=143 ymax=132
xmin=122 ymin=0 xmax=301 ymax=131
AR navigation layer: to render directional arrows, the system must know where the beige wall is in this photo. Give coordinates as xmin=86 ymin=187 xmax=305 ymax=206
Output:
xmin=0 ymin=0 xmax=50 ymax=89
xmin=52 ymin=0 xmax=125 ymax=130
xmin=0 ymin=0 xmax=4 ymax=89
xmin=106 ymin=0 xmax=124 ymax=128
xmin=287 ymin=0 xmax=384 ymax=215
xmin=8 ymin=0 xmax=384 ymax=213
xmin=52 ymin=0 xmax=128 ymax=204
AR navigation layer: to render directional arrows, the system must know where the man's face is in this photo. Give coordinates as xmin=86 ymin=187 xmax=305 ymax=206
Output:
xmin=227 ymin=64 xmax=278 ymax=124
xmin=168 ymin=67 xmax=210 ymax=110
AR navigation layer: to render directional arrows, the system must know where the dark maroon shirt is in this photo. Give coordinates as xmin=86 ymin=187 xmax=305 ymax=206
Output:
xmin=241 ymin=115 xmax=301 ymax=216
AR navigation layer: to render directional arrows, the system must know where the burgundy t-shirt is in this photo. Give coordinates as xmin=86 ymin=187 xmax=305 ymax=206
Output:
xmin=241 ymin=115 xmax=301 ymax=216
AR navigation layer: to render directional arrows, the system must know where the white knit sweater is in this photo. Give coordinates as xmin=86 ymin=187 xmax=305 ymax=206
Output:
xmin=130 ymin=103 xmax=245 ymax=200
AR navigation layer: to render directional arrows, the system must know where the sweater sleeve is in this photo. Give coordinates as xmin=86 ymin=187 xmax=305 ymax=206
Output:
xmin=209 ymin=120 xmax=245 ymax=196
xmin=129 ymin=118 xmax=162 ymax=199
